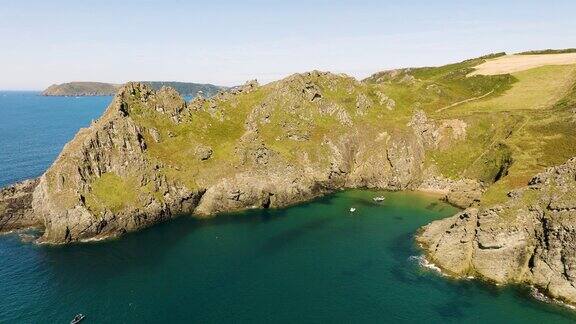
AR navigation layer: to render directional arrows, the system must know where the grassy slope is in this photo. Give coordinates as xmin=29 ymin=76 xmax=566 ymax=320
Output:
xmin=430 ymin=64 xmax=576 ymax=205
xmin=85 ymin=172 xmax=138 ymax=214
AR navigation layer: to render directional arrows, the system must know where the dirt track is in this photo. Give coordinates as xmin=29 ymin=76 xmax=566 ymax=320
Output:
xmin=469 ymin=53 xmax=576 ymax=76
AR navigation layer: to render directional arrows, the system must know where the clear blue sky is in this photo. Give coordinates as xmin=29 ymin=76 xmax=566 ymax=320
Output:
xmin=1 ymin=0 xmax=575 ymax=90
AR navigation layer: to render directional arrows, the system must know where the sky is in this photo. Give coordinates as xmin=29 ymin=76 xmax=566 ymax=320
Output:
xmin=1 ymin=0 xmax=575 ymax=90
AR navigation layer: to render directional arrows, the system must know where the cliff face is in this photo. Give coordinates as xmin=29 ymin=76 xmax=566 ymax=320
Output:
xmin=418 ymin=157 xmax=576 ymax=304
xmin=0 ymin=179 xmax=40 ymax=232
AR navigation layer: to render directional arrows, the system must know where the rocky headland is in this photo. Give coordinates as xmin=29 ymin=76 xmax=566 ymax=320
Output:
xmin=3 ymin=52 xmax=576 ymax=305
xmin=418 ymin=157 xmax=576 ymax=305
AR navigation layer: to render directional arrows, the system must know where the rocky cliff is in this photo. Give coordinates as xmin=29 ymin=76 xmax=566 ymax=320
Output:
xmin=418 ymin=157 xmax=576 ymax=305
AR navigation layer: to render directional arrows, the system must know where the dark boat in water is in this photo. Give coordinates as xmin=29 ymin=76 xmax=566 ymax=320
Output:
xmin=70 ymin=314 xmax=85 ymax=324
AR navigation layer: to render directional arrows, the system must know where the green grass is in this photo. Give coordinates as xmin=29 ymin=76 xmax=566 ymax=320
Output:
xmin=427 ymin=113 xmax=518 ymax=180
xmin=428 ymin=63 xmax=576 ymax=204
xmin=85 ymin=172 xmax=138 ymax=214
xmin=365 ymin=54 xmax=516 ymax=116
xmin=448 ymin=65 xmax=576 ymax=115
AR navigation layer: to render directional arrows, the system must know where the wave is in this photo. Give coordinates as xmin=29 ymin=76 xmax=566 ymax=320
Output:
xmin=530 ymin=286 xmax=576 ymax=310
xmin=408 ymin=255 xmax=447 ymax=276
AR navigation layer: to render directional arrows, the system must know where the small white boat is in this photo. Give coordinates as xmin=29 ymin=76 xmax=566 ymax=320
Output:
xmin=372 ymin=196 xmax=385 ymax=202
xmin=349 ymin=207 xmax=356 ymax=212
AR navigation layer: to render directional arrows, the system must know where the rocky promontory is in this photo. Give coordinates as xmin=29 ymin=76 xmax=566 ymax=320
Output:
xmin=418 ymin=157 xmax=576 ymax=305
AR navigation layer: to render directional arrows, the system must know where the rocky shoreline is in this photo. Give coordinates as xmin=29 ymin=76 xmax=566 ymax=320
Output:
xmin=417 ymin=157 xmax=576 ymax=306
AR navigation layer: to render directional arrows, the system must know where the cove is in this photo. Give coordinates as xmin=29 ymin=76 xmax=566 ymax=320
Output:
xmin=1 ymin=190 xmax=576 ymax=323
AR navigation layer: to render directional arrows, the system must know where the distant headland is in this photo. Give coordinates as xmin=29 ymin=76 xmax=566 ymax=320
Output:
xmin=42 ymin=81 xmax=227 ymax=97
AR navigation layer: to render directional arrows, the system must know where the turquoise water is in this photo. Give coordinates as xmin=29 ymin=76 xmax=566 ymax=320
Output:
xmin=1 ymin=92 xmax=576 ymax=323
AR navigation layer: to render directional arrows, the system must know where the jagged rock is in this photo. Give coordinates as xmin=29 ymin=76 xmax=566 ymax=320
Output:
xmin=303 ymin=82 xmax=322 ymax=102
xmin=445 ymin=179 xmax=483 ymax=208
xmin=1 ymin=80 xmax=460 ymax=244
xmin=319 ymin=102 xmax=352 ymax=126
xmin=367 ymin=68 xmax=417 ymax=85
xmin=417 ymin=175 xmax=483 ymax=208
xmin=375 ymin=91 xmax=396 ymax=110
xmin=149 ymin=128 xmax=161 ymax=143
xmin=409 ymin=110 xmax=467 ymax=149
xmin=195 ymin=145 xmax=213 ymax=161
xmin=355 ymin=93 xmax=372 ymax=116
xmin=154 ymin=86 xmax=187 ymax=123
xmin=0 ymin=179 xmax=40 ymax=232
xmin=418 ymin=157 xmax=576 ymax=306
xmin=231 ymin=79 xmax=259 ymax=95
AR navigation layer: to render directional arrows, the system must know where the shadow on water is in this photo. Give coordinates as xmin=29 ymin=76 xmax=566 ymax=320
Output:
xmin=434 ymin=298 xmax=474 ymax=320
xmin=340 ymin=258 xmax=376 ymax=277
xmin=36 ymin=206 xmax=298 ymax=284
xmin=38 ymin=217 xmax=199 ymax=277
xmin=258 ymin=217 xmax=334 ymax=256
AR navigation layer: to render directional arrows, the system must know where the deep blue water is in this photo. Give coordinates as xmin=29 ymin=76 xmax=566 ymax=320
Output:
xmin=0 ymin=92 xmax=110 ymax=187
xmin=1 ymin=92 xmax=575 ymax=323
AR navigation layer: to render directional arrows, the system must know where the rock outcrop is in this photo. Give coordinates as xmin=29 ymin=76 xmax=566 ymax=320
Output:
xmin=0 ymin=179 xmax=40 ymax=232
xmin=418 ymin=157 xmax=576 ymax=305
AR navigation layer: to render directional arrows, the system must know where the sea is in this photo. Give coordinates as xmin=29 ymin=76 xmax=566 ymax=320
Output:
xmin=0 ymin=91 xmax=575 ymax=323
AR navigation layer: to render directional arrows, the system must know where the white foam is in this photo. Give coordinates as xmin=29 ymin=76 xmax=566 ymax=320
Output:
xmin=530 ymin=286 xmax=576 ymax=310
xmin=408 ymin=255 xmax=447 ymax=276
